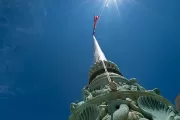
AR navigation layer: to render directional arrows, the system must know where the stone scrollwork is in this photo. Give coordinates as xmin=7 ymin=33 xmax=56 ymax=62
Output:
xmin=70 ymin=101 xmax=85 ymax=113
xmin=103 ymin=104 xmax=129 ymax=120
xmin=69 ymin=76 xmax=178 ymax=120
xmin=139 ymin=118 xmax=149 ymax=120
xmin=175 ymin=115 xmax=180 ymax=120
xmin=99 ymin=104 xmax=108 ymax=119
xmin=126 ymin=98 xmax=142 ymax=113
xmin=112 ymin=104 xmax=129 ymax=120
xmin=103 ymin=99 xmax=147 ymax=120
xmin=91 ymin=89 xmax=109 ymax=97
xmin=100 ymin=107 xmax=108 ymax=119
xmin=147 ymin=88 xmax=161 ymax=95
xmin=70 ymin=102 xmax=77 ymax=113
xmin=122 ymin=83 xmax=131 ymax=90
xmin=137 ymin=96 xmax=180 ymax=120
xmin=127 ymin=110 xmax=144 ymax=120
xmin=129 ymin=78 xmax=138 ymax=84
xmin=130 ymin=85 xmax=138 ymax=91
xmin=82 ymin=87 xmax=93 ymax=101
xmin=76 ymin=104 xmax=100 ymax=120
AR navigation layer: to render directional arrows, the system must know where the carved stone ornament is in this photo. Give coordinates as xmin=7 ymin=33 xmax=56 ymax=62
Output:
xmin=137 ymin=96 xmax=180 ymax=120
xmin=75 ymin=104 xmax=100 ymax=120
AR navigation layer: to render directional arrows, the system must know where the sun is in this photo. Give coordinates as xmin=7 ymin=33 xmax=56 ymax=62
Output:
xmin=101 ymin=0 xmax=121 ymax=15
xmin=79 ymin=0 xmax=137 ymax=17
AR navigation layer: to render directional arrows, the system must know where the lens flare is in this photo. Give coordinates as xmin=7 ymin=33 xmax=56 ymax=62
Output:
xmin=102 ymin=0 xmax=121 ymax=16
xmin=114 ymin=0 xmax=120 ymax=15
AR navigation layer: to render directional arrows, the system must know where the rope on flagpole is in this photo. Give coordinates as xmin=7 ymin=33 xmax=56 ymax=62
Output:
xmin=99 ymin=0 xmax=108 ymax=17
xmin=92 ymin=0 xmax=117 ymax=91
xmin=101 ymin=60 xmax=111 ymax=82
xmin=96 ymin=0 xmax=109 ymax=27
xmin=101 ymin=59 xmax=117 ymax=91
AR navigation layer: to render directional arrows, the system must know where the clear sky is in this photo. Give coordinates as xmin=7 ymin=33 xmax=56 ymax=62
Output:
xmin=0 ymin=0 xmax=180 ymax=119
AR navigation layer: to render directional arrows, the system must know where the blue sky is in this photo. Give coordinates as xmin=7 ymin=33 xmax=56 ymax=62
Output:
xmin=0 ymin=0 xmax=180 ymax=119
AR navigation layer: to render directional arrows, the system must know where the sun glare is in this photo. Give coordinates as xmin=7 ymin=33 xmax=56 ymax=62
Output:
xmin=79 ymin=0 xmax=143 ymax=17
xmin=114 ymin=0 xmax=120 ymax=15
xmin=104 ymin=0 xmax=121 ymax=15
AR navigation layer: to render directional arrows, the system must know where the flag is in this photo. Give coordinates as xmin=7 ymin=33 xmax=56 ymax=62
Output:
xmin=92 ymin=15 xmax=99 ymax=35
